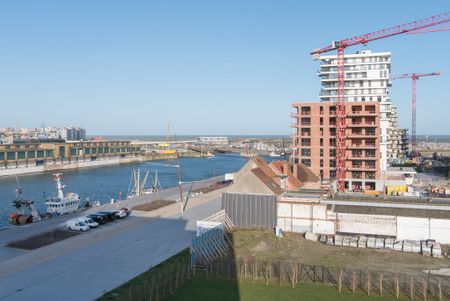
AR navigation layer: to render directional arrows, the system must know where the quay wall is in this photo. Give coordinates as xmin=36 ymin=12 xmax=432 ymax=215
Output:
xmin=0 ymin=152 xmax=202 ymax=178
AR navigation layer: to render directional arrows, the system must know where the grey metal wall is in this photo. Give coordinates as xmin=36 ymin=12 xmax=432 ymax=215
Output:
xmin=222 ymin=193 xmax=277 ymax=230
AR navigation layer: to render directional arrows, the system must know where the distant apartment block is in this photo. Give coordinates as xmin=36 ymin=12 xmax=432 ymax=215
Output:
xmin=63 ymin=126 xmax=86 ymax=141
xmin=0 ymin=126 xmax=86 ymax=143
xmin=318 ymin=50 xmax=403 ymax=169
xmin=291 ymin=101 xmax=381 ymax=191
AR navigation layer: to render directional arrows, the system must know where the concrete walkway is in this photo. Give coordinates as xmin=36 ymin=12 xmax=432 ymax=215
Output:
xmin=0 ymin=180 xmax=227 ymax=301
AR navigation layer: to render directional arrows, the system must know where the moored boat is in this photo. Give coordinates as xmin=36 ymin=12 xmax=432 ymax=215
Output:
xmin=45 ymin=173 xmax=81 ymax=215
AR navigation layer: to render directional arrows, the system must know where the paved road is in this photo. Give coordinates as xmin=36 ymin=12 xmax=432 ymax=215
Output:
xmin=0 ymin=177 xmax=221 ymax=261
xmin=0 ymin=178 xmax=226 ymax=301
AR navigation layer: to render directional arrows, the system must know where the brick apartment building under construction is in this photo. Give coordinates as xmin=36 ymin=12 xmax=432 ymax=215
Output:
xmin=291 ymin=101 xmax=381 ymax=191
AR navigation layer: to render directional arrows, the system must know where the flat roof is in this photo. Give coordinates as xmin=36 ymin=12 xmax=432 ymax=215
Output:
xmin=387 ymin=167 xmax=417 ymax=174
xmin=331 ymin=204 xmax=450 ymax=219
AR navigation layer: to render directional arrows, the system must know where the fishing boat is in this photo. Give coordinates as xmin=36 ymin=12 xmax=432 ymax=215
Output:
xmin=8 ymin=186 xmax=42 ymax=225
xmin=127 ymin=169 xmax=162 ymax=199
xmin=269 ymin=151 xmax=281 ymax=157
xmin=45 ymin=173 xmax=81 ymax=215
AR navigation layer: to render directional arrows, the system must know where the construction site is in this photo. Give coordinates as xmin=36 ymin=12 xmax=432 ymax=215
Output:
xmin=97 ymin=11 xmax=450 ymax=301
xmin=1 ymin=6 xmax=450 ymax=301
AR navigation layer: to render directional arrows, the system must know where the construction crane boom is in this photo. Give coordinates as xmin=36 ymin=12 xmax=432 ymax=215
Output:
xmin=311 ymin=12 xmax=449 ymax=55
xmin=310 ymin=12 xmax=449 ymax=193
xmin=391 ymin=72 xmax=441 ymax=152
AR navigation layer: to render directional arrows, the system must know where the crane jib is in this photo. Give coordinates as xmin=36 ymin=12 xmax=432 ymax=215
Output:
xmin=310 ymin=12 xmax=449 ymax=55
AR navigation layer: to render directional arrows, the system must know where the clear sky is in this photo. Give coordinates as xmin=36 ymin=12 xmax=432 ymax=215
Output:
xmin=0 ymin=1 xmax=448 ymax=135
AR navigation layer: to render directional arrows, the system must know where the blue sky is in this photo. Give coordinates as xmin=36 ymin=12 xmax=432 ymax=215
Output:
xmin=0 ymin=1 xmax=448 ymax=135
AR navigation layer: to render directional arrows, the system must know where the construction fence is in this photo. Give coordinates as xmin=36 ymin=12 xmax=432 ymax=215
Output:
xmin=115 ymin=253 xmax=450 ymax=301
xmin=201 ymin=256 xmax=450 ymax=301
xmin=222 ymin=192 xmax=277 ymax=230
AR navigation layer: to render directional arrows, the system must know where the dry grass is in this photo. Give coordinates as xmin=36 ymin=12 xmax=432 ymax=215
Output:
xmin=230 ymin=229 xmax=450 ymax=275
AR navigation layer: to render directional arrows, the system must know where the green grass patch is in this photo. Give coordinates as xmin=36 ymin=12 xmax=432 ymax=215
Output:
xmin=165 ymin=278 xmax=407 ymax=301
xmin=98 ymin=249 xmax=190 ymax=301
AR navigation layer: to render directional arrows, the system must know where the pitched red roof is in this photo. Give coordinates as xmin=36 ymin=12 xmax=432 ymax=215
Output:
xmin=269 ymin=160 xmax=303 ymax=190
xmin=251 ymin=168 xmax=283 ymax=195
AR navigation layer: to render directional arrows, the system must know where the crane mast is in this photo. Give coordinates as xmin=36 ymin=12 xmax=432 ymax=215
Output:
xmin=391 ymin=72 xmax=441 ymax=151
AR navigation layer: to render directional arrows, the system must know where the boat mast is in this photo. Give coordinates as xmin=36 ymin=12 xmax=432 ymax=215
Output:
xmin=175 ymin=135 xmax=184 ymax=215
xmin=53 ymin=173 xmax=64 ymax=199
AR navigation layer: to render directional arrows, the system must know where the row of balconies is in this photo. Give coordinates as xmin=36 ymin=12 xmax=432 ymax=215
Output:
xmin=291 ymin=122 xmax=376 ymax=128
xmin=319 ymin=89 xmax=387 ymax=97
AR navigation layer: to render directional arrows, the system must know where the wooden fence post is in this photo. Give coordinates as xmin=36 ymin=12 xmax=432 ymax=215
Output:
xmin=270 ymin=263 xmax=273 ymax=284
xmin=367 ymin=273 xmax=371 ymax=296
xmin=438 ymin=279 xmax=442 ymax=301
xmin=422 ymin=278 xmax=427 ymax=301
xmin=252 ymin=262 xmax=255 ymax=284
xmin=279 ymin=263 xmax=282 ymax=287
xmin=395 ymin=274 xmax=399 ymax=299
xmin=338 ymin=269 xmax=343 ymax=293
xmin=244 ymin=261 xmax=247 ymax=279
xmin=352 ymin=271 xmax=356 ymax=294
xmin=291 ymin=265 xmax=295 ymax=288
xmin=265 ymin=265 xmax=269 ymax=285
xmin=379 ymin=272 xmax=383 ymax=296
xmin=410 ymin=276 xmax=414 ymax=300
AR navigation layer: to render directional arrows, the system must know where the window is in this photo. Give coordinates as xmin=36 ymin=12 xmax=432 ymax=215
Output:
xmin=301 ymin=159 xmax=311 ymax=167
xmin=301 ymin=148 xmax=311 ymax=157
xmin=320 ymin=149 xmax=323 ymax=157
xmin=330 ymin=170 xmax=336 ymax=178
xmin=320 ymin=159 xmax=323 ymax=167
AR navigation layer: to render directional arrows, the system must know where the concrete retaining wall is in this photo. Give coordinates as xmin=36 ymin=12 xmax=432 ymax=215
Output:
xmin=0 ymin=156 xmax=144 ymax=177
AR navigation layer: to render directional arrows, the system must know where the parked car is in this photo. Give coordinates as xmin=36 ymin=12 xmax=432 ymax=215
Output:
xmin=120 ymin=207 xmax=132 ymax=216
xmin=78 ymin=217 xmax=99 ymax=228
xmin=113 ymin=210 xmax=127 ymax=219
xmin=87 ymin=213 xmax=108 ymax=225
xmin=97 ymin=211 xmax=117 ymax=222
xmin=66 ymin=219 xmax=90 ymax=232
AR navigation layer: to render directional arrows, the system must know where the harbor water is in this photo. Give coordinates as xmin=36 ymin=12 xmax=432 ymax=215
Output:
xmin=0 ymin=154 xmax=249 ymax=227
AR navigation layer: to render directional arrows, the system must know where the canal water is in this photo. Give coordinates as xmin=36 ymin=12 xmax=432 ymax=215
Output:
xmin=0 ymin=154 xmax=251 ymax=227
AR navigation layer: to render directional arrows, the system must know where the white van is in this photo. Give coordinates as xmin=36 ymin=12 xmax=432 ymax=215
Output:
xmin=77 ymin=217 xmax=99 ymax=228
xmin=66 ymin=219 xmax=90 ymax=232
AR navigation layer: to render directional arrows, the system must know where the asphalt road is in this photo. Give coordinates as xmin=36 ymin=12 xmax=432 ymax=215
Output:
xmin=0 ymin=177 xmax=225 ymax=301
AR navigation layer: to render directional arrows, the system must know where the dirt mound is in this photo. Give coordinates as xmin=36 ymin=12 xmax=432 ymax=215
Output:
xmin=6 ymin=229 xmax=80 ymax=250
xmin=132 ymin=200 xmax=176 ymax=212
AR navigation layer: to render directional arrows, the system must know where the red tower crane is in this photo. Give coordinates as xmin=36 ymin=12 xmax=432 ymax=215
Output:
xmin=391 ymin=72 xmax=441 ymax=153
xmin=310 ymin=12 xmax=449 ymax=192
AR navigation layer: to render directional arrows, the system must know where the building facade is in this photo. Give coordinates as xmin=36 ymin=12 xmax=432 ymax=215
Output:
xmin=291 ymin=101 xmax=381 ymax=191
xmin=0 ymin=141 xmax=140 ymax=169
xmin=197 ymin=137 xmax=229 ymax=145
xmin=318 ymin=50 xmax=403 ymax=170
xmin=63 ymin=127 xmax=86 ymax=141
